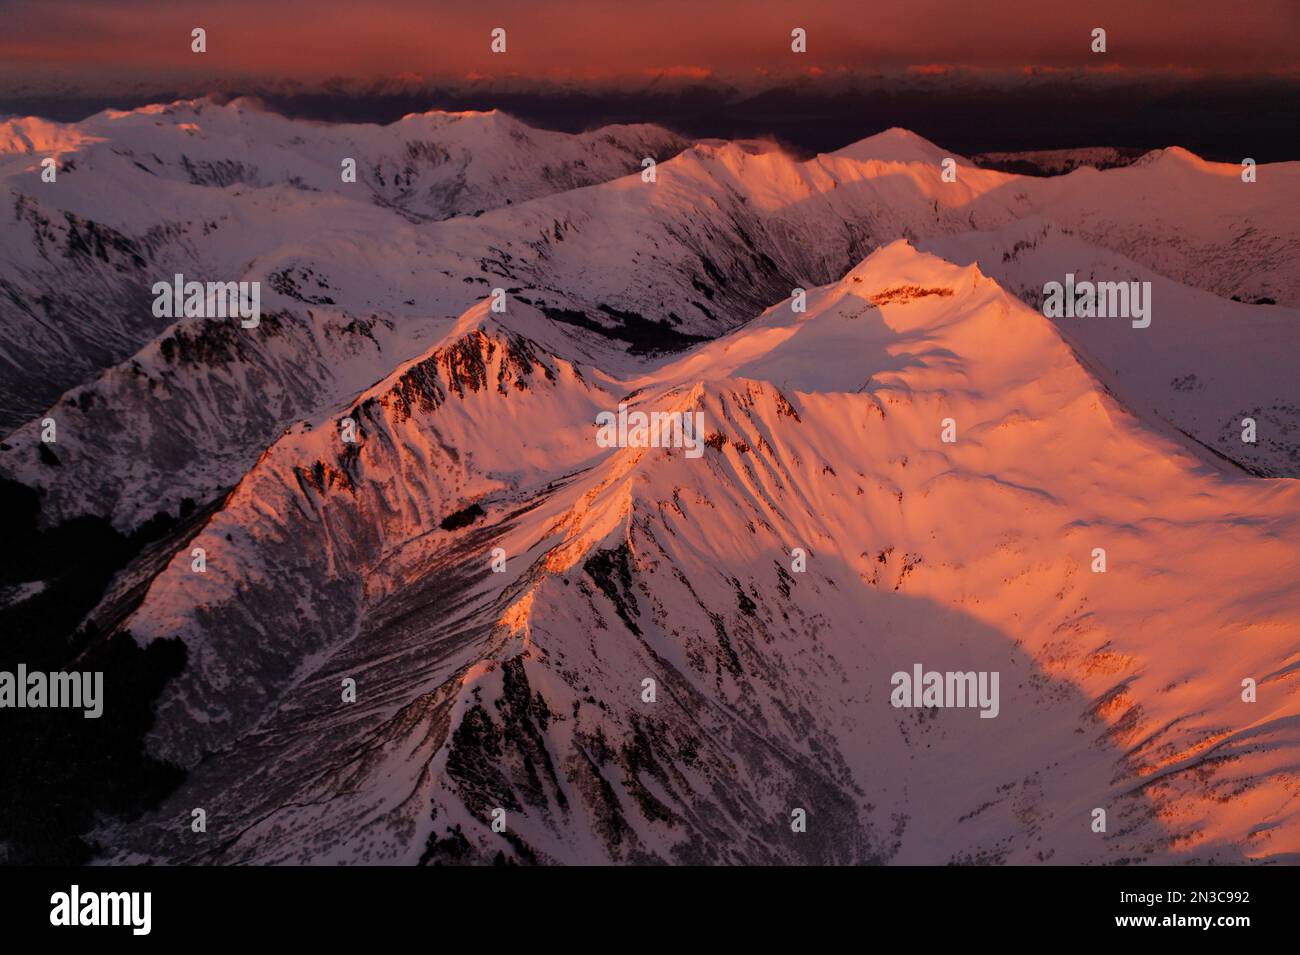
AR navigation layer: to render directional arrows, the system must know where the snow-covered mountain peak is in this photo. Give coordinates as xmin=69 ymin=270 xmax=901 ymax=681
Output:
xmin=1129 ymin=144 xmax=1245 ymax=177
xmin=829 ymin=126 xmax=955 ymax=164
xmin=635 ymin=240 xmax=1022 ymax=397
xmin=0 ymin=114 xmax=105 ymax=157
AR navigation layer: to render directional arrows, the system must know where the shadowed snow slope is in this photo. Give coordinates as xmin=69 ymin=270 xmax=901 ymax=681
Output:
xmin=98 ymin=242 xmax=1300 ymax=865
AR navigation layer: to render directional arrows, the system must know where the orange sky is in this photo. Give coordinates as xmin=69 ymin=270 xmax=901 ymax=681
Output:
xmin=2 ymin=0 xmax=1298 ymax=86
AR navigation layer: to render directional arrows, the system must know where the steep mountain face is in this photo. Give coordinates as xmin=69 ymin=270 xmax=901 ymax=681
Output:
xmin=0 ymin=307 xmax=440 ymax=528
xmin=0 ymin=100 xmax=687 ymax=430
xmin=0 ymin=191 xmax=191 ymax=434
xmin=98 ymin=244 xmax=1300 ymax=865
xmin=1031 ymin=147 xmax=1300 ymax=307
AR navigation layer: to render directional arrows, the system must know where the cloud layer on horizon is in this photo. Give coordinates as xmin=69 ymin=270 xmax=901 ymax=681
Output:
xmin=3 ymin=0 xmax=1297 ymax=88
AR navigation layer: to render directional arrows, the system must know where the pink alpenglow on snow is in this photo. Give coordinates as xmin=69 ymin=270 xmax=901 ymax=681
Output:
xmin=1 ymin=91 xmax=1298 ymax=869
